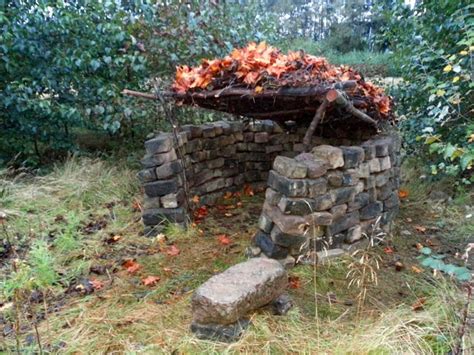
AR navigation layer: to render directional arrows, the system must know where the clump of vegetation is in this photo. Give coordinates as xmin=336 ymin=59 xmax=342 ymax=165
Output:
xmin=383 ymin=0 xmax=473 ymax=183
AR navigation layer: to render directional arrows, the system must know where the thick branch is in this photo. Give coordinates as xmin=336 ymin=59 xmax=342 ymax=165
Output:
xmin=303 ymin=100 xmax=328 ymax=150
xmin=327 ymin=89 xmax=378 ymax=127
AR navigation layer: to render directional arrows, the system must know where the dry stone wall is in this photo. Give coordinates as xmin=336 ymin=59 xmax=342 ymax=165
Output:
xmin=138 ymin=120 xmax=401 ymax=252
xmin=253 ymin=135 xmax=401 ymax=260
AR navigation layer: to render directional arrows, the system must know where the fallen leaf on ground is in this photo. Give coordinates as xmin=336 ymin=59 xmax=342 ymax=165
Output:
xmin=217 ymin=234 xmax=232 ymax=245
xmin=105 ymin=235 xmax=121 ymax=244
xmin=166 ymin=245 xmax=180 ymax=256
xmin=398 ymin=189 xmax=409 ymax=199
xmin=192 ymin=195 xmax=200 ymax=203
xmin=412 ymin=297 xmax=426 ymax=311
xmin=224 ymin=212 xmax=233 ymax=217
xmin=132 ymin=199 xmax=142 ymax=212
xmin=90 ymin=279 xmax=104 ymax=290
xmin=223 ymin=191 xmax=233 ymax=200
xmin=142 ymin=276 xmax=161 ymax=286
xmin=243 ymin=184 xmax=254 ymax=196
xmin=395 ymin=261 xmax=404 ymax=271
xmin=288 ymin=276 xmax=301 ymax=289
xmin=123 ymin=259 xmax=141 ymax=273
xmin=411 ymin=266 xmax=423 ymax=274
xmin=414 ymin=225 xmax=427 ymax=233
xmin=384 ymin=246 xmax=394 ymax=254
xmin=415 ymin=243 xmax=424 ymax=250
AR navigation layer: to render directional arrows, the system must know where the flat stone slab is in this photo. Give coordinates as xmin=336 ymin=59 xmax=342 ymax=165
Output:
xmin=192 ymin=257 xmax=287 ymax=325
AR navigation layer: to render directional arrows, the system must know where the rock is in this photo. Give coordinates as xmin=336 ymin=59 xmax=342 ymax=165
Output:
xmin=143 ymin=195 xmax=160 ymax=209
xmin=330 ymin=204 xmax=348 ymax=219
xmin=142 ymin=208 xmax=187 ymax=225
xmin=268 ymin=170 xmax=307 ymax=197
xmin=202 ymin=125 xmax=216 ymax=138
xmin=265 ymin=188 xmax=282 ymax=206
xmin=144 ymin=133 xmax=173 ymax=154
xmin=307 ymin=178 xmax=328 ymax=197
xmin=273 ymin=156 xmax=307 ymax=179
xmin=327 ymin=171 xmax=343 ymax=187
xmin=367 ymin=159 xmax=381 ymax=173
xmin=191 ymin=258 xmax=287 ymax=325
xmin=383 ymin=192 xmax=399 ymax=210
xmin=330 ymin=187 xmax=355 ymax=205
xmin=254 ymin=132 xmax=269 ymax=143
xmin=271 ymin=293 xmax=293 ymax=315
xmin=379 ymin=156 xmax=391 ymax=171
xmin=254 ymin=231 xmax=289 ymax=259
xmin=346 ymin=225 xmax=363 ymax=243
xmin=311 ymin=145 xmax=344 ymax=169
xmin=258 ymin=213 xmax=274 ymax=233
xmin=341 ymin=146 xmax=365 ymax=168
xmin=245 ymin=246 xmax=262 ymax=257
xmin=155 ymin=160 xmax=183 ymax=180
xmin=141 ymin=150 xmax=178 ymax=168
xmin=191 ymin=319 xmax=251 ymax=342
xmin=263 ymin=204 xmax=309 ymax=236
xmin=360 ymin=202 xmax=383 ymax=220
xmin=276 ymin=256 xmax=296 ymax=270
xmin=375 ymin=172 xmax=390 ymax=187
xmin=361 ymin=142 xmax=376 ymax=160
xmin=326 ymin=211 xmax=359 ymax=235
xmin=181 ymin=124 xmax=203 ymax=138
xmin=347 ymin=192 xmax=370 ymax=211
xmin=306 ymin=212 xmax=333 ymax=226
xmin=270 ymin=224 xmax=307 ymax=249
xmin=144 ymin=179 xmax=179 ymax=197
xmin=161 ymin=190 xmax=184 ymax=209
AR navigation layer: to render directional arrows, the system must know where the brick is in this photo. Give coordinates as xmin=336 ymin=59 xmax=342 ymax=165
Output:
xmin=206 ymin=158 xmax=225 ymax=169
xmin=330 ymin=187 xmax=356 ymax=205
xmin=145 ymin=133 xmax=174 ymax=154
xmin=346 ymin=225 xmax=363 ymax=243
xmin=143 ymin=195 xmax=160 ymax=209
xmin=360 ymin=202 xmax=383 ymax=220
xmin=254 ymin=132 xmax=269 ymax=143
xmin=273 ymin=156 xmax=307 ymax=179
xmin=341 ymin=146 xmax=365 ymax=168
xmin=265 ymin=188 xmax=282 ymax=205
xmin=254 ymin=231 xmax=289 ymax=259
xmin=375 ymin=172 xmax=391 ymax=187
xmin=379 ymin=156 xmax=391 ymax=171
xmin=268 ymin=170 xmax=307 ymax=197
xmin=305 ymin=212 xmax=333 ymax=226
xmin=202 ymin=125 xmax=216 ymax=138
xmin=137 ymin=168 xmax=156 ymax=183
xmin=258 ymin=213 xmax=274 ymax=233
xmin=330 ymin=204 xmax=347 ymax=219
xmin=326 ymin=211 xmax=360 ymax=235
xmin=367 ymin=158 xmax=381 ymax=173
xmin=263 ymin=203 xmax=309 ymax=236
xmin=307 ymin=178 xmax=328 ymax=197
xmin=144 ymin=179 xmax=179 ymax=197
xmin=142 ymin=207 xmax=186 ymax=225
xmin=266 ymin=145 xmax=283 ymax=154
xmin=155 ymin=160 xmax=183 ymax=180
xmin=141 ymin=149 xmax=178 ymax=168
xmin=161 ymin=189 xmax=185 ymax=208
xmin=270 ymin=224 xmax=307 ymax=248
xmin=348 ymin=192 xmax=370 ymax=211
xmin=311 ymin=145 xmax=344 ymax=169
xmin=181 ymin=125 xmax=203 ymax=138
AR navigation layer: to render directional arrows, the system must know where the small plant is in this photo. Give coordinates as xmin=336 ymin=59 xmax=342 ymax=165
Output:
xmin=346 ymin=216 xmax=386 ymax=317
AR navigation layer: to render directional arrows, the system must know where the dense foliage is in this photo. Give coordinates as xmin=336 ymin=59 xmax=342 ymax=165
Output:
xmin=383 ymin=1 xmax=473 ymax=183
xmin=0 ymin=0 xmax=277 ymax=165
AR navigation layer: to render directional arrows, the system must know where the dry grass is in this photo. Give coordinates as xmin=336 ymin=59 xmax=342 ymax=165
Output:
xmin=1 ymin=157 xmax=472 ymax=354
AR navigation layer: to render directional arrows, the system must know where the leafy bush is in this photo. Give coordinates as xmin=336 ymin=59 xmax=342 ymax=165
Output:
xmin=0 ymin=0 xmax=278 ymax=166
xmin=382 ymin=1 xmax=473 ymax=183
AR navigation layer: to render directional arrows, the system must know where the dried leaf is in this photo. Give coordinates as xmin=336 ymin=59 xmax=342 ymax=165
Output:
xmin=411 ymin=266 xmax=423 ymax=274
xmin=243 ymin=184 xmax=254 ymax=196
xmin=288 ymin=276 xmax=301 ymax=289
xmin=398 ymin=189 xmax=409 ymax=199
xmin=395 ymin=261 xmax=404 ymax=271
xmin=142 ymin=276 xmax=160 ymax=286
xmin=90 ymin=279 xmax=104 ymax=290
xmin=414 ymin=225 xmax=427 ymax=233
xmin=217 ymin=234 xmax=232 ymax=246
xmin=192 ymin=195 xmax=200 ymax=203
xmin=123 ymin=259 xmax=141 ymax=273
xmin=384 ymin=246 xmax=394 ymax=254
xmin=412 ymin=297 xmax=426 ymax=311
xmin=166 ymin=245 xmax=180 ymax=257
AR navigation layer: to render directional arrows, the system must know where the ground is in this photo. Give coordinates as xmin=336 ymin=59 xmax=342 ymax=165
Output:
xmin=0 ymin=157 xmax=472 ymax=354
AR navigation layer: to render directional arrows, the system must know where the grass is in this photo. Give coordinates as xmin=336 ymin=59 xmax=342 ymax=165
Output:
xmin=0 ymin=157 xmax=472 ymax=354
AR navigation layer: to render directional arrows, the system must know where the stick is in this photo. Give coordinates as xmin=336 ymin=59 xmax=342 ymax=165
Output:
xmin=303 ymin=100 xmax=328 ymax=150
xmin=326 ymin=89 xmax=378 ymax=127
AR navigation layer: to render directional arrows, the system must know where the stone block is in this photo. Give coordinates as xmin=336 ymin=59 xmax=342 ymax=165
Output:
xmin=202 ymin=125 xmax=216 ymax=138
xmin=142 ymin=207 xmax=186 ymax=225
xmin=346 ymin=225 xmax=363 ymax=243
xmin=161 ymin=189 xmax=185 ymax=209
xmin=379 ymin=156 xmax=391 ymax=171
xmin=360 ymin=202 xmax=383 ymax=220
xmin=144 ymin=179 xmax=179 ymax=197
xmin=181 ymin=124 xmax=203 ymax=138
xmin=247 ymin=143 xmax=266 ymax=152
xmin=144 ymin=133 xmax=173 ymax=154
xmin=301 ymin=159 xmax=327 ymax=178
xmin=269 ymin=134 xmax=289 ymax=145
xmin=137 ymin=168 xmax=156 ymax=183
xmin=311 ymin=145 xmax=344 ymax=169
xmin=273 ymin=156 xmax=307 ymax=179
xmin=348 ymin=192 xmax=370 ymax=211
xmin=306 ymin=212 xmax=333 ymax=226
xmin=254 ymin=132 xmax=269 ymax=143
xmin=342 ymin=170 xmax=359 ymax=186
xmin=317 ymin=248 xmax=346 ymax=264
xmin=190 ymin=320 xmax=250 ymax=343
xmin=357 ymin=162 xmax=370 ymax=178
xmin=330 ymin=187 xmax=356 ymax=205
xmin=361 ymin=142 xmax=376 ymax=160
xmin=243 ymin=132 xmax=254 ymax=142
xmin=375 ymin=171 xmax=391 ymax=187
xmin=155 ymin=160 xmax=183 ymax=180
xmin=341 ymin=146 xmax=365 ymax=168
xmin=185 ymin=139 xmax=202 ymax=154
xmin=206 ymin=158 xmax=225 ymax=169
xmin=266 ymin=145 xmax=283 ymax=154
xmin=192 ymin=257 xmax=287 ymax=325
xmin=268 ymin=170 xmax=307 ymax=197
xmin=327 ymin=211 xmax=360 ymax=235
xmin=307 ymin=178 xmax=328 ymax=197
xmin=143 ymin=195 xmax=160 ymax=209
xmin=263 ymin=203 xmax=309 ymax=236
xmin=254 ymin=232 xmax=289 ymax=259
xmin=265 ymin=188 xmax=282 ymax=206
xmin=367 ymin=158 xmax=381 ymax=173
xmin=270 ymin=225 xmax=307 ymax=248
xmin=383 ymin=192 xmax=399 ymax=210
xmin=327 ymin=171 xmax=343 ymax=187
xmin=330 ymin=204 xmax=348 ymax=219
xmin=258 ymin=214 xmax=273 ymax=233
xmin=193 ymin=178 xmax=226 ymax=194
xmin=141 ymin=149 xmax=178 ymax=168
xmin=233 ymin=132 xmax=244 ymax=142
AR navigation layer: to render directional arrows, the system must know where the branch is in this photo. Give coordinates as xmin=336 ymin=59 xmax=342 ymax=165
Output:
xmin=326 ymin=89 xmax=378 ymax=127
xmin=303 ymin=100 xmax=328 ymax=150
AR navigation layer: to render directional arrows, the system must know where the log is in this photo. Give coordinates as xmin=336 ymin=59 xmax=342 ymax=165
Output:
xmin=326 ymin=89 xmax=378 ymax=127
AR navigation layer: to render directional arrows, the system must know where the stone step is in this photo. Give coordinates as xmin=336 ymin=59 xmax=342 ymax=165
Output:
xmin=191 ymin=257 xmax=288 ymax=328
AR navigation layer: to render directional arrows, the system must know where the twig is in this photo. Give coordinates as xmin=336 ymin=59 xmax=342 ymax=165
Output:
xmin=303 ymin=99 xmax=328 ymax=150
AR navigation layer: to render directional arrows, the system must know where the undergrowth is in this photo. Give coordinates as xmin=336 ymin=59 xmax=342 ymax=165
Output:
xmin=0 ymin=157 xmax=472 ymax=354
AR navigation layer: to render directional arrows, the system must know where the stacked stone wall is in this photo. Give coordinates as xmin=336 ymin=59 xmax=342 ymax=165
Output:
xmin=138 ymin=120 xmax=401 ymax=247
xmin=253 ymin=135 xmax=401 ymax=260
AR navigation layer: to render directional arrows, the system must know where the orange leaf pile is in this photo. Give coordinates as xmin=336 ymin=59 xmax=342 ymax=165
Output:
xmin=173 ymin=42 xmax=391 ymax=116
